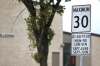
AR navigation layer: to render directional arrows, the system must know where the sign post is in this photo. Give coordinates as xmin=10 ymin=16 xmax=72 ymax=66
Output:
xmin=71 ymin=4 xmax=91 ymax=66
xmin=80 ymin=56 xmax=83 ymax=66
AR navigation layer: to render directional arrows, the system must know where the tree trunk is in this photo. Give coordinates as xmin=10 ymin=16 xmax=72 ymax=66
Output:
xmin=40 ymin=55 xmax=48 ymax=66
xmin=38 ymin=43 xmax=48 ymax=66
xmin=37 ymin=30 xmax=49 ymax=66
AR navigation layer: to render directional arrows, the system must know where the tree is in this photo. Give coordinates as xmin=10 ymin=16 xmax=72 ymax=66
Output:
xmin=18 ymin=0 xmax=65 ymax=66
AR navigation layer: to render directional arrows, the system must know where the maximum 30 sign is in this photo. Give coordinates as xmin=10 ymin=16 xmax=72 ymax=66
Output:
xmin=72 ymin=4 xmax=91 ymax=32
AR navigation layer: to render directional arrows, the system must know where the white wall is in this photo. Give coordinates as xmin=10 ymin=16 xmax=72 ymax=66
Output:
xmin=0 ymin=0 xmax=38 ymax=66
xmin=48 ymin=13 xmax=63 ymax=66
xmin=91 ymin=35 xmax=100 ymax=66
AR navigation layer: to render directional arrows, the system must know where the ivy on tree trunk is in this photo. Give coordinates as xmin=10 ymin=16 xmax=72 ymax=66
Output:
xmin=18 ymin=0 xmax=65 ymax=66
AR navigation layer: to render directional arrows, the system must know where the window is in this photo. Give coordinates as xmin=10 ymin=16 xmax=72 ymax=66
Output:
xmin=63 ymin=43 xmax=76 ymax=66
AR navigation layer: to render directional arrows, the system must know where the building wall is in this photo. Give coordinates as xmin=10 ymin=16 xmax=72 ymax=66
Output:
xmin=0 ymin=0 xmax=63 ymax=66
xmin=49 ymin=13 xmax=63 ymax=66
xmin=91 ymin=34 xmax=100 ymax=66
xmin=76 ymin=34 xmax=100 ymax=66
xmin=0 ymin=0 xmax=37 ymax=66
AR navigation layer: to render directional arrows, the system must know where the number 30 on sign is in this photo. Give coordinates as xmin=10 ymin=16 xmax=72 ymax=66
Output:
xmin=72 ymin=5 xmax=91 ymax=32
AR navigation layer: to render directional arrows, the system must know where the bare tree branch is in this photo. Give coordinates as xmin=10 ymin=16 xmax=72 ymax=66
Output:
xmin=55 ymin=0 xmax=61 ymax=8
xmin=46 ymin=0 xmax=61 ymax=28
xmin=21 ymin=0 xmax=36 ymax=16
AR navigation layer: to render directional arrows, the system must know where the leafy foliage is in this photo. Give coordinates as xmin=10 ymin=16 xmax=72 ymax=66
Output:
xmin=32 ymin=52 xmax=42 ymax=63
xmin=25 ymin=15 xmax=54 ymax=48
xmin=18 ymin=0 xmax=65 ymax=66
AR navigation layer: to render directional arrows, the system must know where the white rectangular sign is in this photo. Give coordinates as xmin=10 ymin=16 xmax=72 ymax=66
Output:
xmin=71 ymin=33 xmax=91 ymax=56
xmin=72 ymin=5 xmax=91 ymax=32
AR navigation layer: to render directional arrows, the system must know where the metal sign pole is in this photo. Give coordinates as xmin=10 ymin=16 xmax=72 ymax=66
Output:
xmin=80 ymin=56 xmax=83 ymax=66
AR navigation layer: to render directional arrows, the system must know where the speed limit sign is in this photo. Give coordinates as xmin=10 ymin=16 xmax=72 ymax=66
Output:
xmin=72 ymin=5 xmax=91 ymax=32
